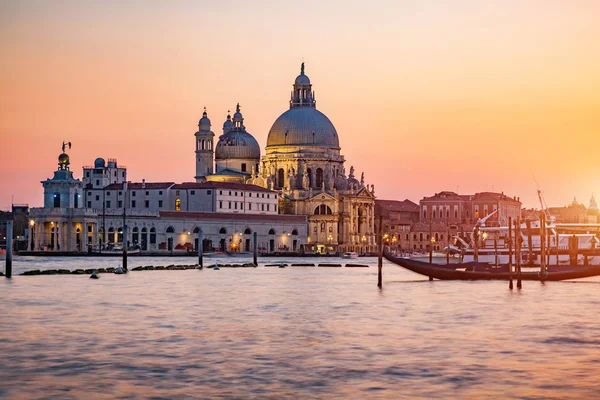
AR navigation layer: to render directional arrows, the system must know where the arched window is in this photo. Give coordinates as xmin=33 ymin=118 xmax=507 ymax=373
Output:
xmin=413 ymin=234 xmax=417 ymax=240
xmin=244 ymin=228 xmax=252 ymax=234
xmin=291 ymin=229 xmax=298 ymax=236
xmin=433 ymin=210 xmax=436 ymax=219
xmin=315 ymin=168 xmax=324 ymax=188
xmin=277 ymin=168 xmax=285 ymax=189
xmin=219 ymin=227 xmax=227 ymax=234
xmin=175 ymin=198 xmax=181 ymax=211
xmin=166 ymin=226 xmax=175 ymax=233
xmin=108 ymin=227 xmax=114 ymax=233
xmin=435 ymin=233 xmax=439 ymax=241
xmin=268 ymin=228 xmax=275 ymax=235
xmin=440 ymin=234 xmax=444 ymax=240
xmin=150 ymin=227 xmax=156 ymax=244
xmin=306 ymin=168 xmax=312 ymax=188
xmin=193 ymin=227 xmax=200 ymax=234
xmin=141 ymin=227 xmax=147 ymax=233
xmin=419 ymin=233 xmax=423 ymax=241
xmin=314 ymin=205 xmax=333 ymax=215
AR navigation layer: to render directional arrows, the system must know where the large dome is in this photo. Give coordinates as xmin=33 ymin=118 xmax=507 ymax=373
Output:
xmin=215 ymin=131 xmax=261 ymax=160
xmin=266 ymin=107 xmax=339 ymax=148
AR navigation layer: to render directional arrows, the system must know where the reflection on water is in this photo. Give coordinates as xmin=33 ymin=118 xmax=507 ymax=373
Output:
xmin=1 ymin=256 xmax=600 ymax=399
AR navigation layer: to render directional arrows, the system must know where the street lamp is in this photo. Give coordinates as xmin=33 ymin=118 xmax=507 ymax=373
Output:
xmin=29 ymin=219 xmax=35 ymax=251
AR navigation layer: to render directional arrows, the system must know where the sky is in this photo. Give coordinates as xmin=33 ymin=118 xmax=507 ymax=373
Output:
xmin=1 ymin=0 xmax=599 ymax=210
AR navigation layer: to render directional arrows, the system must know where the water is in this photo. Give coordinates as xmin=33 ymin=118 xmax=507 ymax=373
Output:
xmin=2 ymin=256 xmax=600 ymax=399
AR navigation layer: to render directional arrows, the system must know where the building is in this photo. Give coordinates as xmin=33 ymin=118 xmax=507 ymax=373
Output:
xmin=195 ymin=64 xmax=377 ymax=253
xmin=28 ymin=146 xmax=307 ymax=253
xmin=374 ymin=199 xmax=420 ymax=252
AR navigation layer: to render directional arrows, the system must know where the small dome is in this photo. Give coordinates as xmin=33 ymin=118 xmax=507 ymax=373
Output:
xmin=199 ymin=110 xmax=211 ymax=129
xmin=58 ymin=153 xmax=70 ymax=165
xmin=215 ymin=131 xmax=261 ymax=160
xmin=94 ymin=158 xmax=106 ymax=168
xmin=223 ymin=118 xmax=233 ymax=134
xmin=295 ymin=74 xmax=311 ymax=85
xmin=267 ymin=107 xmax=339 ymax=148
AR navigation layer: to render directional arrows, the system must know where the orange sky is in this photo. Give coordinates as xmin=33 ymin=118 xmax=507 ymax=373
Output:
xmin=1 ymin=0 xmax=599 ymax=210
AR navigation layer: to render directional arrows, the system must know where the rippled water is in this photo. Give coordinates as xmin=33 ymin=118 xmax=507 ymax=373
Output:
xmin=2 ymin=256 xmax=600 ymax=399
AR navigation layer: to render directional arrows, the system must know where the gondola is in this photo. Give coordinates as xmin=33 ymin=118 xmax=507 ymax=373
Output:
xmin=383 ymin=251 xmax=600 ymax=281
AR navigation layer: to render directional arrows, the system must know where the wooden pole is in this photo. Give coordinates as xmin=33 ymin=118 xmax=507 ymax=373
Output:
xmin=5 ymin=218 xmax=13 ymax=278
xmin=446 ymin=227 xmax=450 ymax=265
xmin=378 ymin=214 xmax=383 ymax=288
xmin=429 ymin=219 xmax=433 ymax=264
xmin=474 ymin=226 xmax=479 ymax=263
xmin=508 ymin=216 xmax=513 ymax=290
xmin=122 ymin=225 xmax=128 ymax=270
xmin=540 ymin=213 xmax=546 ymax=278
xmin=253 ymin=231 xmax=258 ymax=266
xmin=198 ymin=229 xmax=203 ymax=268
xmin=516 ymin=219 xmax=522 ymax=289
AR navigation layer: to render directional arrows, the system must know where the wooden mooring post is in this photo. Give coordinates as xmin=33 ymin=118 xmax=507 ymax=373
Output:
xmin=378 ymin=215 xmax=383 ymax=287
xmin=508 ymin=216 xmax=513 ymax=290
xmin=253 ymin=231 xmax=258 ymax=266
xmin=516 ymin=218 xmax=522 ymax=289
xmin=198 ymin=229 xmax=203 ymax=268
xmin=5 ymin=218 xmax=13 ymax=278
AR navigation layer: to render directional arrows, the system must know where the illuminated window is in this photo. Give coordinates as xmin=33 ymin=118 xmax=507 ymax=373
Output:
xmin=175 ymin=198 xmax=181 ymax=211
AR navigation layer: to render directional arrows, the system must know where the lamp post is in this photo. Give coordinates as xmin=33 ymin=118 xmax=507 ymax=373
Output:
xmin=429 ymin=236 xmax=436 ymax=264
xmin=361 ymin=235 xmax=366 ymax=255
xmin=29 ymin=219 xmax=35 ymax=251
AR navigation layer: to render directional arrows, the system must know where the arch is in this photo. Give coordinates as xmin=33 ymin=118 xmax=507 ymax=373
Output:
xmin=166 ymin=226 xmax=175 ymax=233
xmin=141 ymin=227 xmax=147 ymax=233
xmin=291 ymin=229 xmax=298 ymax=236
xmin=315 ymin=168 xmax=324 ymax=188
xmin=193 ymin=227 xmax=200 ymax=234
xmin=244 ymin=228 xmax=252 ymax=235
xmin=108 ymin=227 xmax=114 ymax=233
xmin=268 ymin=228 xmax=276 ymax=235
xmin=132 ymin=227 xmax=139 ymax=233
xmin=277 ymin=168 xmax=285 ymax=189
xmin=219 ymin=227 xmax=227 ymax=234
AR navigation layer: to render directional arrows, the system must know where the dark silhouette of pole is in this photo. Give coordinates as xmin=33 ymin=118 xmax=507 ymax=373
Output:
xmin=508 ymin=216 xmax=513 ymax=290
xmin=253 ymin=231 xmax=258 ymax=266
xmin=5 ymin=218 xmax=13 ymax=278
xmin=378 ymin=214 xmax=383 ymax=288
xmin=517 ymin=218 xmax=522 ymax=289
xmin=122 ymin=181 xmax=128 ymax=270
xmin=429 ymin=218 xmax=433 ymax=264
xmin=198 ymin=229 xmax=203 ymax=268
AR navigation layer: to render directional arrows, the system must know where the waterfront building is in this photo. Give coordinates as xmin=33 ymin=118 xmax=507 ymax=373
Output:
xmin=28 ymin=147 xmax=306 ymax=253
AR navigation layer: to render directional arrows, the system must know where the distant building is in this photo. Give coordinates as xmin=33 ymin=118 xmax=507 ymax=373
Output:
xmin=374 ymin=199 xmax=419 ymax=252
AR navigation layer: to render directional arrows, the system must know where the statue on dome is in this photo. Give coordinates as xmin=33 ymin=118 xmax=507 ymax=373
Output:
xmin=62 ymin=141 xmax=71 ymax=153
xmin=348 ymin=166 xmax=355 ymax=179
xmin=360 ymin=172 xmax=365 ymax=186
xmin=301 ymin=62 xmax=305 ymax=75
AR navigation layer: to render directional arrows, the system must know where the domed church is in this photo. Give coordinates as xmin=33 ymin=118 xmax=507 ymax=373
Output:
xmin=196 ymin=64 xmax=376 ymax=254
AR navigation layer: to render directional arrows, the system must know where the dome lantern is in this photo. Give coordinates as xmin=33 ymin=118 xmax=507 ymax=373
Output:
xmin=290 ymin=62 xmax=315 ymax=109
xmin=199 ymin=107 xmax=211 ymax=130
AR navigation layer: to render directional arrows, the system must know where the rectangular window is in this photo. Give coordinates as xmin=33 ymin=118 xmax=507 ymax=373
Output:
xmin=106 ymin=200 xmax=111 ymax=208
xmin=219 ymin=201 xmax=223 ymax=208
xmin=234 ymin=202 xmax=238 ymax=209
xmin=235 ymin=192 xmax=237 ymax=196
xmin=87 ymin=201 xmax=91 ymax=208
xmin=267 ymin=204 xmax=270 ymax=211
xmin=86 ymin=172 xmax=89 ymax=177
xmin=159 ymin=191 xmax=163 ymax=195
xmin=262 ymin=194 xmax=265 ymax=198
xmin=207 ymin=190 xmax=211 ymax=194
xmin=267 ymin=194 xmax=270 ymax=198
xmin=229 ymin=191 xmax=232 ymax=196
xmin=175 ymin=190 xmax=180 ymax=196
xmin=249 ymin=203 xmax=252 ymax=210
xmin=96 ymin=179 xmax=100 ymax=186
xmin=122 ymin=172 xmax=125 ymax=177
xmin=106 ymin=192 xmax=111 ymax=196
xmin=132 ymin=200 xmax=136 ymax=208
xmin=96 ymin=195 xmax=100 ymax=201
xmin=229 ymin=202 xmax=231 ymax=209
xmin=274 ymin=205 xmax=277 ymax=211
xmin=261 ymin=204 xmax=265 ymax=211
xmin=249 ymin=193 xmax=252 ymax=197
xmin=145 ymin=200 xmax=149 ymax=208
xmin=158 ymin=200 xmax=163 ymax=208
xmin=145 ymin=191 xmax=149 ymax=195
xmin=132 ymin=191 xmax=136 ymax=197
xmin=219 ymin=190 xmax=222 ymax=195
xmin=119 ymin=191 xmax=122 ymax=196
xmin=87 ymin=191 xmax=91 ymax=196
xmin=191 ymin=190 xmax=195 ymax=195
xmin=118 ymin=200 xmax=122 ymax=208
xmin=241 ymin=163 xmax=247 ymax=172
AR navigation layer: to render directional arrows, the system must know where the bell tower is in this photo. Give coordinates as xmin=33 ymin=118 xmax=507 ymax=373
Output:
xmin=195 ymin=108 xmax=215 ymax=182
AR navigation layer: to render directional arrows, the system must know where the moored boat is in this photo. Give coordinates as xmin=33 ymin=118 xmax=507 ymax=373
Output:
xmin=384 ymin=251 xmax=600 ymax=281
xmin=342 ymin=251 xmax=358 ymax=259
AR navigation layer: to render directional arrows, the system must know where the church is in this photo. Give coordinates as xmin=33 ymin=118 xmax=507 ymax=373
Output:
xmin=195 ymin=64 xmax=377 ymax=254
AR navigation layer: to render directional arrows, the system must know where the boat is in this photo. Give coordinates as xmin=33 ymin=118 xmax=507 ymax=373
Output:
xmin=342 ymin=251 xmax=359 ymax=259
xmin=384 ymin=251 xmax=600 ymax=281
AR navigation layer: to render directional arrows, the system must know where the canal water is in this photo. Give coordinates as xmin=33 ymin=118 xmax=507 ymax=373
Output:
xmin=2 ymin=256 xmax=600 ymax=399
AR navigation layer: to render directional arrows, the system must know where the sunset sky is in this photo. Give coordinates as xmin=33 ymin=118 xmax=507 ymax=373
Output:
xmin=1 ymin=0 xmax=599 ymax=210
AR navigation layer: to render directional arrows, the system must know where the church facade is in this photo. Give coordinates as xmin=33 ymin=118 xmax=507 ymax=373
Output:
xmin=197 ymin=65 xmax=377 ymax=253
